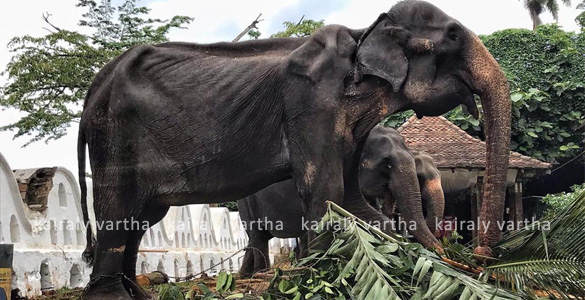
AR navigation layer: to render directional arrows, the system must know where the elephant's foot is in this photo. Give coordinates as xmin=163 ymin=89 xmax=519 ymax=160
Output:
xmin=123 ymin=276 xmax=152 ymax=300
xmin=239 ymin=266 xmax=268 ymax=278
xmin=239 ymin=271 xmax=252 ymax=278
xmin=239 ymin=250 xmax=255 ymax=278
xmin=81 ymin=273 xmax=133 ymax=300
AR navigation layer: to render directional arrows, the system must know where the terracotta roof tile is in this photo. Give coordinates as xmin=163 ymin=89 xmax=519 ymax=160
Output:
xmin=397 ymin=116 xmax=551 ymax=170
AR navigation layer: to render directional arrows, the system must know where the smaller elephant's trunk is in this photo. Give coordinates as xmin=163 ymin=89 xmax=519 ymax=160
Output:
xmin=421 ymin=177 xmax=445 ymax=234
xmin=344 ymin=197 xmax=397 ymax=234
xmin=393 ymin=186 xmax=441 ymax=250
xmin=388 ymin=159 xmax=442 ymax=250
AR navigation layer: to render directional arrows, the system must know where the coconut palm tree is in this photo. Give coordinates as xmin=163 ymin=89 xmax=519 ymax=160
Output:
xmin=577 ymin=0 xmax=585 ymax=28
xmin=523 ymin=0 xmax=572 ymax=30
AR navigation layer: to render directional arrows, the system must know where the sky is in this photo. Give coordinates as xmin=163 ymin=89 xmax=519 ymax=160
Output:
xmin=0 ymin=0 xmax=582 ymax=176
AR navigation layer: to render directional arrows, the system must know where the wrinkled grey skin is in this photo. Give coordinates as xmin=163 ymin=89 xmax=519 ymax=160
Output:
xmin=78 ymin=1 xmax=510 ymax=298
xmin=238 ymin=125 xmax=445 ymax=277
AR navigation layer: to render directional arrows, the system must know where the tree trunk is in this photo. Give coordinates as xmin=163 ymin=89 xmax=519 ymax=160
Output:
xmin=528 ymin=3 xmax=543 ymax=30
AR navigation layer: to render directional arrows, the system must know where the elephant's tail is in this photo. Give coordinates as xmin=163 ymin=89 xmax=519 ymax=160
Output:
xmin=78 ymin=122 xmax=95 ymax=266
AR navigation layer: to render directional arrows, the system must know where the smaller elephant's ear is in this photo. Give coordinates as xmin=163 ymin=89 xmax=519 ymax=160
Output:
xmin=354 ymin=13 xmax=409 ymax=92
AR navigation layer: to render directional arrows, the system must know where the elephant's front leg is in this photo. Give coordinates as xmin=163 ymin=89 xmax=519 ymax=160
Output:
xmin=293 ymin=156 xmax=344 ymax=242
xmin=288 ymin=120 xmax=347 ymax=244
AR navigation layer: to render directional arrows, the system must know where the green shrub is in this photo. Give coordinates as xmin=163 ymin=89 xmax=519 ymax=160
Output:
xmin=480 ymin=26 xmax=584 ymax=163
xmin=541 ymin=183 xmax=585 ymax=217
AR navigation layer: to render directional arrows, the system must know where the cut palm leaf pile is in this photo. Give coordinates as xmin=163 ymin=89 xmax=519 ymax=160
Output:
xmin=263 ymin=202 xmax=522 ymax=300
xmin=486 ymin=189 xmax=585 ymax=299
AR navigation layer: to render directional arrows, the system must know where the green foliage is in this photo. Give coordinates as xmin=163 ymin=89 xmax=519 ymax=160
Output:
xmin=219 ymin=201 xmax=238 ymax=212
xmin=443 ymin=105 xmax=483 ymax=133
xmin=381 ymin=106 xmax=482 ymax=135
xmin=578 ymin=1 xmax=585 ymax=28
xmin=0 ymin=0 xmax=192 ymax=144
xmin=488 ymin=188 xmax=585 ymax=299
xmin=577 ymin=12 xmax=585 ymax=28
xmin=460 ymin=25 xmax=585 ymax=163
xmin=248 ymin=29 xmax=261 ymax=39
xmin=156 ymin=274 xmax=243 ymax=300
xmin=271 ymin=19 xmax=324 ymax=38
xmin=158 ymin=283 xmax=186 ymax=300
xmin=186 ymin=282 xmax=214 ymax=299
xmin=215 ymin=271 xmax=237 ymax=294
xmin=265 ymin=202 xmax=521 ymax=300
xmin=381 ymin=111 xmax=414 ymax=129
xmin=540 ymin=183 xmax=585 ymax=217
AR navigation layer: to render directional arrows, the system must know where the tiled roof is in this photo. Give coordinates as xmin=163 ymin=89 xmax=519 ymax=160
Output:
xmin=397 ymin=116 xmax=551 ymax=170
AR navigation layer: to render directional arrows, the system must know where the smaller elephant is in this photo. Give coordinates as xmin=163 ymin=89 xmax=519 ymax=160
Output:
xmin=363 ymin=149 xmax=445 ymax=234
xmin=238 ymin=125 xmax=445 ymax=277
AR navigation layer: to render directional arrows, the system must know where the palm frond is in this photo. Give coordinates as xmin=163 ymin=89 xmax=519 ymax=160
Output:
xmin=487 ymin=189 xmax=585 ymax=299
xmin=522 ymin=0 xmax=571 ymax=23
xmin=303 ymin=202 xmax=522 ymax=300
xmin=545 ymin=0 xmax=562 ymax=20
xmin=330 ymin=222 xmax=403 ymax=299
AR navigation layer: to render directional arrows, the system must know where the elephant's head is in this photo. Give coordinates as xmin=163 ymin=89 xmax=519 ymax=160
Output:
xmin=354 ymin=1 xmax=511 ymax=256
xmin=360 ymin=126 xmax=442 ymax=249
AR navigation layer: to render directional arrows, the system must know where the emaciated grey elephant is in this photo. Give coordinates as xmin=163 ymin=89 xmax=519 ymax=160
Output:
xmin=78 ymin=1 xmax=510 ymax=299
xmin=238 ymin=125 xmax=445 ymax=277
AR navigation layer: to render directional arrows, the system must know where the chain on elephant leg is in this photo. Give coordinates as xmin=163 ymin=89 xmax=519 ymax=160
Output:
xmin=81 ymin=243 xmax=133 ymax=299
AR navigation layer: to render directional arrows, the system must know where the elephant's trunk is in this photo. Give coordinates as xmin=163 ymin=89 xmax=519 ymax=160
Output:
xmin=464 ymin=35 xmax=511 ymax=258
xmin=421 ymin=177 xmax=445 ymax=233
xmin=344 ymin=197 xmax=396 ymax=234
xmin=389 ymin=161 xmax=442 ymax=251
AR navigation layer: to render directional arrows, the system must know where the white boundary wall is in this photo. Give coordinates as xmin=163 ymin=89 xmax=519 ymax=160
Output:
xmin=0 ymin=152 xmax=295 ymax=297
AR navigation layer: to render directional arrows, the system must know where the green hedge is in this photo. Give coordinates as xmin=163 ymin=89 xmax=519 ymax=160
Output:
xmin=481 ymin=26 xmax=584 ymax=162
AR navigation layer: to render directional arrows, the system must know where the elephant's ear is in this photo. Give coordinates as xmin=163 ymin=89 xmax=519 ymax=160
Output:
xmin=354 ymin=13 xmax=409 ymax=92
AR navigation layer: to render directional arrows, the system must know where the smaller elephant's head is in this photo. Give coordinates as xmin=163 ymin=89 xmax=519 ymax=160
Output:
xmin=355 ymin=0 xmax=511 ymax=255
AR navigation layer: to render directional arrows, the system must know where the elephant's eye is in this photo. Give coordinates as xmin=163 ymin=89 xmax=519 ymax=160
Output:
xmin=448 ymin=31 xmax=458 ymax=41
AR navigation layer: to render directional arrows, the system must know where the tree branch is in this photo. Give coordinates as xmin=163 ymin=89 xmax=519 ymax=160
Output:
xmin=42 ymin=12 xmax=63 ymax=33
xmin=295 ymin=15 xmax=305 ymax=27
xmin=232 ymin=13 xmax=263 ymax=42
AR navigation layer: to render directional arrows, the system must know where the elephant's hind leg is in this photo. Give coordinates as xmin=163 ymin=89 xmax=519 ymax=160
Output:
xmin=82 ymin=179 xmax=145 ymax=299
xmin=239 ymin=246 xmax=255 ymax=278
xmin=121 ymin=206 xmax=170 ymax=300
xmin=251 ymin=238 xmax=270 ymax=275
xmin=82 ymin=221 xmax=133 ymax=300
xmin=239 ymin=230 xmax=272 ymax=277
